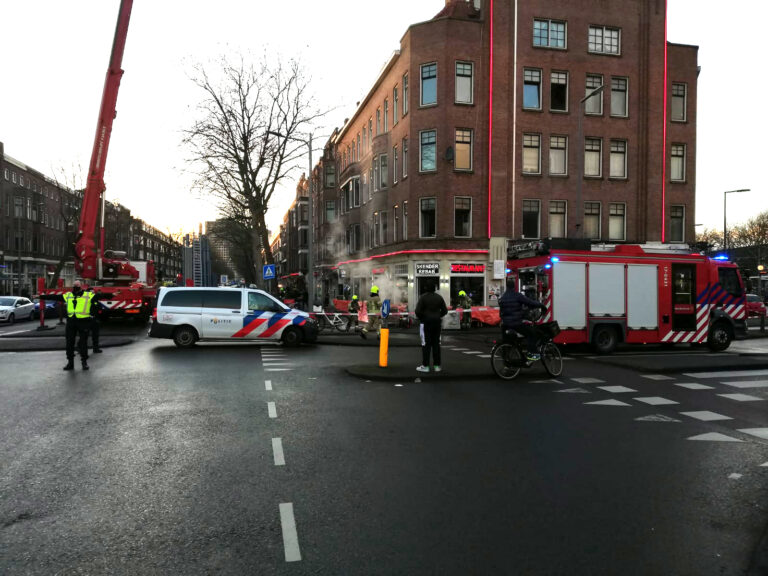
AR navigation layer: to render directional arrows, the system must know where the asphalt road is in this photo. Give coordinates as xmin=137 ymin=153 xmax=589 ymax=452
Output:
xmin=1 ymin=329 xmax=767 ymax=575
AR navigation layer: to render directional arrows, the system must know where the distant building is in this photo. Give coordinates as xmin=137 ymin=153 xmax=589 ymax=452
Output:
xmin=182 ymin=231 xmax=213 ymax=287
xmin=206 ymin=220 xmax=242 ymax=282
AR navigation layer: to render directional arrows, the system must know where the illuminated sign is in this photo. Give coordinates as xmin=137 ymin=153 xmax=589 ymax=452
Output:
xmin=450 ymin=263 xmax=485 ymax=274
xmin=415 ymin=263 xmax=440 ymax=276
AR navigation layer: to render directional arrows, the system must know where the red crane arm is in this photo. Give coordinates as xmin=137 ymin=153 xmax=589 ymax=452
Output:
xmin=75 ymin=0 xmax=134 ymax=280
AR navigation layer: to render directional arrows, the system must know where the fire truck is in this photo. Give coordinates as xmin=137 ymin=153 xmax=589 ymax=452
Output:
xmin=39 ymin=0 xmax=157 ymax=321
xmin=506 ymin=239 xmax=748 ymax=353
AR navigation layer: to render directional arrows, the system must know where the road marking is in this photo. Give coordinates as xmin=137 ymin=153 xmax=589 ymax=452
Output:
xmin=641 ymin=374 xmax=676 ymax=381
xmin=674 ymin=383 xmax=715 ymax=390
xmin=272 ymin=438 xmax=285 ymax=466
xmin=717 ymin=393 xmax=764 ymax=402
xmin=395 ymin=384 xmax=403 ymax=387
xmin=268 ymin=402 xmax=277 ymax=418
xmin=683 ymin=369 xmax=768 ymax=379
xmin=571 ymin=377 xmax=605 ymax=384
xmin=729 ymin=473 xmax=743 ymax=479
xmin=738 ymin=428 xmax=768 ymax=440
xmin=266 ymin=368 xmax=292 ymax=372
xmin=262 ymin=362 xmax=292 ymax=366
xmin=451 ymin=348 xmax=469 ymax=351
xmin=680 ymin=411 xmax=733 ymax=421
xmin=722 ymin=380 xmax=768 ymax=389
xmin=1 ymin=329 xmax=31 ymax=336
xmin=532 ymin=379 xmax=563 ymax=384
xmin=635 ymin=414 xmax=681 ymax=422
xmin=556 ymin=387 xmax=592 ymax=393
xmin=584 ymin=399 xmax=632 ymax=406
xmin=687 ymin=432 xmax=743 ymax=442
xmin=478 ymin=354 xmax=492 ymax=358
xmin=279 ymin=503 xmax=302 ymax=562
xmin=597 ymin=385 xmax=637 ymax=393
xmin=265 ymin=380 xmax=272 ymax=391
xmin=462 ymin=351 xmax=482 ymax=355
xmin=760 ymin=462 xmax=768 ymax=467
xmin=634 ymin=397 xmax=679 ymax=406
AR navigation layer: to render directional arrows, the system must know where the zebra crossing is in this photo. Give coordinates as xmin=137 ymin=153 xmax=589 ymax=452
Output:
xmin=260 ymin=346 xmax=294 ymax=372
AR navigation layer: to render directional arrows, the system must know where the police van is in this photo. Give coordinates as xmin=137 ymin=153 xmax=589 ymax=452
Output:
xmin=149 ymin=287 xmax=317 ymax=347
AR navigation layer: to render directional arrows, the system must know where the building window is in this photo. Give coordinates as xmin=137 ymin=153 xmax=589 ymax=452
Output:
xmin=353 ymin=178 xmax=361 ymax=207
xmin=373 ymin=156 xmax=380 ymax=191
xmin=324 ymin=164 xmax=336 ymax=188
xmin=610 ymin=140 xmax=627 ymax=179
xmin=403 ymin=73 xmax=409 ymax=115
xmin=588 ymin=25 xmax=621 ymax=54
xmin=549 ymin=201 xmax=567 ymax=238
xmin=522 ymin=200 xmax=540 ymax=239
xmin=670 ymin=205 xmax=685 ymax=242
xmin=393 ymin=205 xmax=399 ymax=243
xmin=393 ymin=145 xmax=399 ymax=184
xmin=611 ymin=77 xmax=628 ymax=117
xmin=420 ymin=197 xmax=436 ymax=238
xmin=393 ymin=86 xmax=399 ymax=124
xmin=522 ymin=133 xmax=541 ymax=174
xmin=362 ymin=128 xmax=367 ymax=153
xmin=380 ymin=154 xmax=388 ymax=189
xmin=549 ymin=135 xmax=567 ymax=175
xmin=585 ymin=74 xmax=603 ymax=115
xmin=584 ymin=202 xmax=601 ymax=240
xmin=455 ymin=61 xmax=473 ymax=104
xmin=454 ymin=197 xmax=472 ymax=237
xmin=402 ymin=138 xmax=408 ymax=178
xmin=454 ymin=129 xmax=473 ymax=171
xmin=608 ymin=203 xmax=626 ymax=241
xmin=671 ymin=83 xmax=687 ymax=122
xmin=403 ymin=201 xmax=408 ymax=239
xmin=357 ymin=133 xmax=361 ymax=160
xmin=584 ymin=138 xmax=602 ymax=177
xmin=421 ymin=63 xmax=437 ymax=106
xmin=368 ymin=169 xmax=373 ymax=201
xmin=550 ymin=71 xmax=568 ymax=112
xmin=376 ymin=108 xmax=381 ymax=135
xmin=523 ymin=68 xmax=542 ymax=110
xmin=533 ymin=18 xmax=566 ymax=48
xmin=384 ymin=99 xmax=389 ymax=132
xmin=420 ymin=130 xmax=437 ymax=172
xmin=368 ymin=119 xmax=373 ymax=147
xmin=3 ymin=168 xmax=8 ymax=180
xmin=373 ymin=212 xmax=380 ymax=246
xmin=671 ymin=144 xmax=686 ymax=182
xmin=12 ymin=172 xmax=17 ymax=184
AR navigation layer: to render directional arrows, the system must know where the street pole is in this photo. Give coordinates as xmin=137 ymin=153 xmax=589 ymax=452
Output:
xmin=723 ymin=188 xmax=750 ymax=252
xmin=576 ymin=84 xmax=604 ymax=239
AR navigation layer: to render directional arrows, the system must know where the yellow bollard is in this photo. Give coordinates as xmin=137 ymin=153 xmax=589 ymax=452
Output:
xmin=379 ymin=328 xmax=390 ymax=367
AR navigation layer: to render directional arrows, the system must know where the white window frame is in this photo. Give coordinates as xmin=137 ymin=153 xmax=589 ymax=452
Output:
xmin=522 ymin=133 xmax=541 ymax=175
xmin=548 ymin=200 xmax=567 ymax=238
xmin=585 ymin=74 xmax=604 ymax=115
xmin=393 ymin=145 xmax=399 ymax=184
xmin=454 ymin=196 xmax=472 ymax=238
xmin=402 ymin=201 xmax=408 ymax=239
xmin=455 ymin=61 xmax=474 ymax=104
xmin=588 ymin=25 xmax=621 ymax=55
xmin=533 ymin=18 xmax=567 ymax=49
xmin=610 ymin=77 xmax=628 ymax=118
xmin=454 ymin=129 xmax=473 ymax=172
xmin=393 ymin=86 xmax=399 ymax=125
xmin=584 ymin=137 xmax=602 ymax=177
xmin=402 ymin=73 xmax=409 ymax=116
xmin=584 ymin=202 xmax=602 ymax=240
xmin=522 ymin=199 xmax=541 ymax=239
xmin=402 ymin=138 xmax=408 ymax=178
xmin=549 ymin=135 xmax=568 ymax=176
xmin=550 ymin=71 xmax=568 ymax=112
xmin=420 ymin=62 xmax=438 ymax=107
xmin=419 ymin=197 xmax=437 ymax=238
xmin=670 ymin=205 xmax=685 ymax=243
xmin=384 ymin=99 xmax=389 ymax=133
xmin=380 ymin=154 xmax=389 ymax=189
xmin=671 ymin=144 xmax=686 ymax=182
xmin=609 ymin=140 xmax=627 ymax=179
xmin=608 ymin=202 xmax=626 ymax=241
xmin=671 ymin=82 xmax=687 ymax=122
xmin=523 ymin=68 xmax=542 ymax=110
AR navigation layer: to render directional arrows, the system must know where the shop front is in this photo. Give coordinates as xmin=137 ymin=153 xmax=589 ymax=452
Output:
xmin=449 ymin=262 xmax=486 ymax=307
xmin=414 ymin=262 xmax=440 ymax=297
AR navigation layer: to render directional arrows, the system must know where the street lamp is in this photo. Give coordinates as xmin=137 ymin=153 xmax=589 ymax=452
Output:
xmin=723 ymin=188 xmax=750 ymax=252
xmin=576 ymin=84 xmax=605 ymax=238
xmin=267 ymin=130 xmax=315 ymax=307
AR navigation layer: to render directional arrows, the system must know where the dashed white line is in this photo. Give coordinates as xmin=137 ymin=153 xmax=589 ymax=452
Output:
xmin=717 ymin=393 xmax=764 ymax=402
xmin=641 ymin=374 xmax=675 ymax=381
xmin=674 ymin=383 xmax=715 ymax=390
xmin=584 ymin=399 xmax=632 ymax=406
xmin=272 ymin=438 xmax=285 ymax=466
xmin=279 ymin=503 xmax=302 ymax=562
xmin=680 ymin=411 xmax=733 ymax=422
xmin=722 ymin=380 xmax=768 ymax=389
xmin=597 ymin=385 xmax=637 ymax=393
xmin=571 ymin=377 xmax=605 ymax=384
xmin=266 ymin=368 xmax=292 ymax=372
xmin=633 ymin=396 xmax=679 ymax=406
xmin=462 ymin=351 xmax=483 ymax=355
xmin=478 ymin=354 xmax=492 ymax=358
xmin=1 ymin=329 xmax=30 ymax=336
xmin=265 ymin=379 xmax=272 ymax=391
xmin=683 ymin=369 xmax=768 ymax=379
xmin=267 ymin=402 xmax=277 ymax=418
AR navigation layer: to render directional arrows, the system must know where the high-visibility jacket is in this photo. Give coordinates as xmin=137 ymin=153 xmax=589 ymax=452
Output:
xmin=63 ymin=291 xmax=95 ymax=319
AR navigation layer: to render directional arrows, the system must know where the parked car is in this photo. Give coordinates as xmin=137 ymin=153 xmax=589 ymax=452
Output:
xmin=746 ymin=294 xmax=767 ymax=318
xmin=0 ymin=296 xmax=35 ymax=324
xmin=31 ymin=297 xmax=59 ymax=320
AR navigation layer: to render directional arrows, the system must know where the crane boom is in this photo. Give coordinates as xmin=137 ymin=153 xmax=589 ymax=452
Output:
xmin=75 ymin=0 xmax=136 ymax=281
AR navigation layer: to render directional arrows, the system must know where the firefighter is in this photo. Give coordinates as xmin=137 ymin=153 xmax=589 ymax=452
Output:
xmin=360 ymin=285 xmax=381 ymax=339
xmin=457 ymin=289 xmax=473 ymax=330
xmin=347 ymin=294 xmax=360 ymax=332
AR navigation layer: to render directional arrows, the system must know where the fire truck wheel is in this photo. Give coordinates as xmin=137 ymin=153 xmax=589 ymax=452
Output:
xmin=592 ymin=325 xmax=618 ymax=354
xmin=173 ymin=326 xmax=198 ymax=348
xmin=707 ymin=323 xmax=732 ymax=352
xmin=281 ymin=327 xmax=302 ymax=347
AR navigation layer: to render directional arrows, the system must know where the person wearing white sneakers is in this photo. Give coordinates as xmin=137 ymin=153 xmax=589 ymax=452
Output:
xmin=414 ymin=283 xmax=447 ymax=373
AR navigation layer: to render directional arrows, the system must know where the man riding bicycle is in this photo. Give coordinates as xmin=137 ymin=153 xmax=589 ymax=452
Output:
xmin=498 ymin=278 xmax=547 ymax=361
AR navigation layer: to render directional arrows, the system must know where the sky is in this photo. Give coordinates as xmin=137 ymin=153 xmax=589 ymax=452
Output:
xmin=0 ymin=0 xmax=765 ymax=239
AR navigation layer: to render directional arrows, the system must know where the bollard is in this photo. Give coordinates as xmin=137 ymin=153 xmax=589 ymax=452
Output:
xmin=379 ymin=328 xmax=389 ymax=367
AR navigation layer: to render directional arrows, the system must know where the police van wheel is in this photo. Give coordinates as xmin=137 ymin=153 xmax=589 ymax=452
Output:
xmin=173 ymin=326 xmax=197 ymax=348
xmin=281 ymin=327 xmax=302 ymax=347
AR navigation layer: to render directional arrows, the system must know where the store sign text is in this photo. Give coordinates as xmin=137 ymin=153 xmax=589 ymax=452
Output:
xmin=450 ymin=263 xmax=485 ymax=274
xmin=415 ymin=263 xmax=440 ymax=276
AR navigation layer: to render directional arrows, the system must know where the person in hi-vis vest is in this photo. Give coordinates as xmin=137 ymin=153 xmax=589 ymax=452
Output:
xmin=46 ymin=281 xmax=111 ymax=371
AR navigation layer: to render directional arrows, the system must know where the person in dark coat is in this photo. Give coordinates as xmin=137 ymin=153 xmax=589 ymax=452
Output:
xmin=498 ymin=278 xmax=546 ymax=360
xmin=415 ymin=283 xmax=448 ymax=372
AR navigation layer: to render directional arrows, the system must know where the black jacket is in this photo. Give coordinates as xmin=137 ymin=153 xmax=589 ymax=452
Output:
xmin=415 ymin=291 xmax=448 ymax=322
xmin=498 ymin=289 xmax=544 ymax=327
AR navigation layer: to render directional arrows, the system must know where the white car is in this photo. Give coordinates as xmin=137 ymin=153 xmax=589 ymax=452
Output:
xmin=0 ymin=296 xmax=35 ymax=324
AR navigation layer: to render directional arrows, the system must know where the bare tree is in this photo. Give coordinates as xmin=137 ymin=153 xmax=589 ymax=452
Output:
xmin=48 ymin=166 xmax=85 ymax=288
xmin=729 ymin=211 xmax=768 ymax=278
xmin=183 ymin=55 xmax=323 ymax=286
xmin=695 ymin=227 xmax=725 ymax=253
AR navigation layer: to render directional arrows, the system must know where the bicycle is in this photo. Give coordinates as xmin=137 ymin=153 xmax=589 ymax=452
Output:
xmin=490 ymin=319 xmax=563 ymax=380
xmin=314 ymin=311 xmax=351 ymax=333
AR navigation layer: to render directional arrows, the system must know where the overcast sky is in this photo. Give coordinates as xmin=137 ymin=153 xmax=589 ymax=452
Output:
xmin=0 ymin=0 xmax=764 ymax=238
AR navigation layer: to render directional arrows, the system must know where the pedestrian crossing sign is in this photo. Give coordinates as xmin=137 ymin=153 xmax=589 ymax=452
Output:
xmin=263 ymin=264 xmax=276 ymax=280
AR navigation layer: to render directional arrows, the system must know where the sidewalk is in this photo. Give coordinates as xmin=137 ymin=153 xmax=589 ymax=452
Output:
xmin=0 ymin=323 xmax=135 ymax=352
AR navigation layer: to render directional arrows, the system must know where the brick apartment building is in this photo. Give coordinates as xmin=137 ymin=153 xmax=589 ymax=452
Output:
xmin=308 ymin=0 xmax=697 ymax=307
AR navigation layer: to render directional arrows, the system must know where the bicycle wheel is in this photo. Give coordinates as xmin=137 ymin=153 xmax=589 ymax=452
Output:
xmin=316 ymin=315 xmax=330 ymax=334
xmin=541 ymin=342 xmax=563 ymax=377
xmin=334 ymin=315 xmax=350 ymax=332
xmin=491 ymin=343 xmax=522 ymax=380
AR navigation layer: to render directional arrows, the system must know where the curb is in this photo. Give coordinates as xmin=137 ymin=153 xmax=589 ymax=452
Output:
xmin=345 ymin=365 xmax=497 ymax=382
xmin=0 ymin=337 xmax=136 ymax=353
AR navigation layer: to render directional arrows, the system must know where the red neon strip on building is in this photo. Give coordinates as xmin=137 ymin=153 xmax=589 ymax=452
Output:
xmin=487 ymin=0 xmax=494 ymax=239
xmin=334 ymin=249 xmax=490 ymax=268
xmin=661 ymin=0 xmax=668 ymax=242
